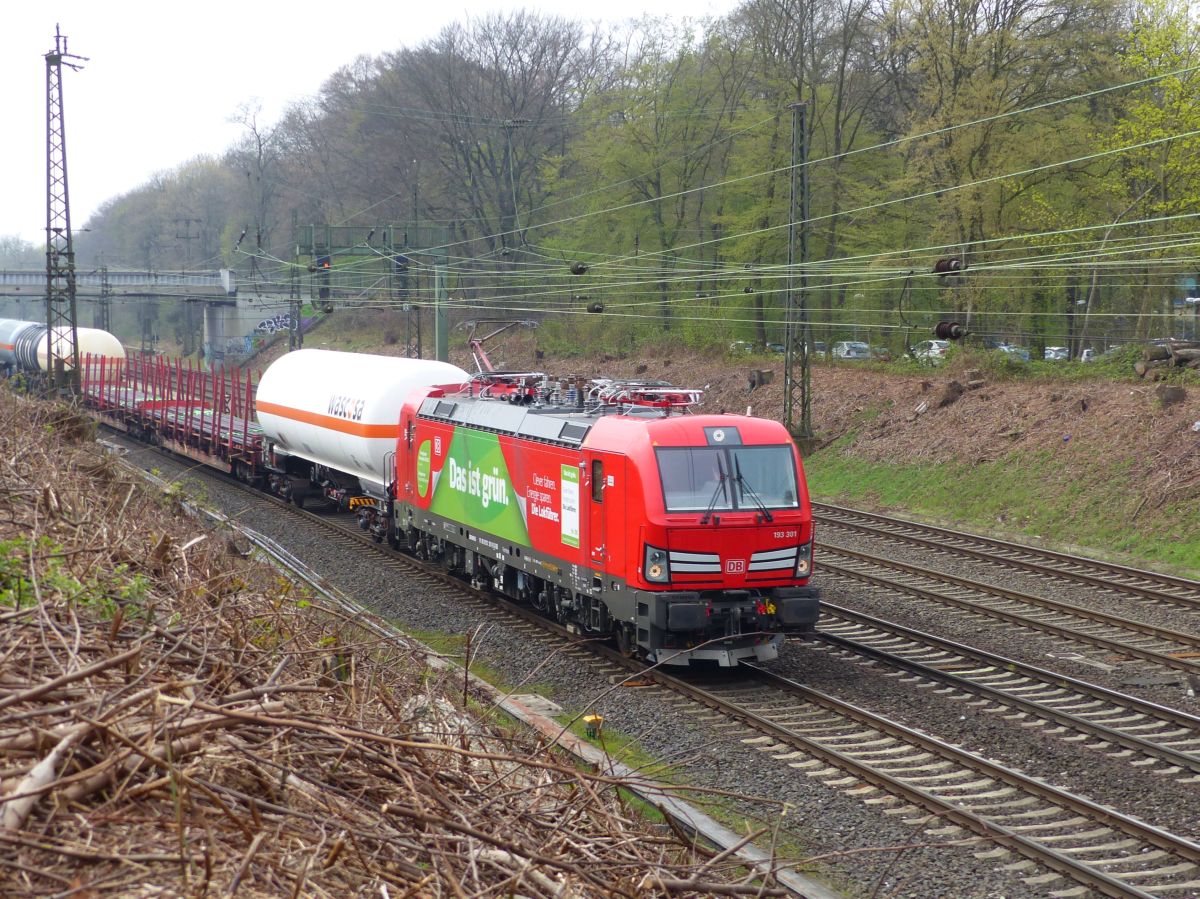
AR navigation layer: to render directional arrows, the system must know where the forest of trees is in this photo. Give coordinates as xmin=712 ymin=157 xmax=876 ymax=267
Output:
xmin=59 ymin=0 xmax=1200 ymax=355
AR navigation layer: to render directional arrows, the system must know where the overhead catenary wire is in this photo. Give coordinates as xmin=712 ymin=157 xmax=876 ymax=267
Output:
xmin=259 ymin=209 xmax=1200 ymax=314
xmin=252 ymin=208 xmax=1200 ymax=286
xmin=256 ymin=206 xmax=1200 ymax=296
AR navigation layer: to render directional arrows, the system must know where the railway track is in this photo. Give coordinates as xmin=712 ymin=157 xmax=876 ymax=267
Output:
xmin=820 ymin=545 xmax=1200 ymax=676
xmin=810 ymin=603 xmax=1200 ymax=779
xmin=815 ymin=502 xmax=1200 ymax=611
xmin=677 ymin=666 xmax=1200 ymax=899
xmin=223 ymin=489 xmax=1200 ymax=897
xmin=119 ymin=437 xmax=1200 ymax=897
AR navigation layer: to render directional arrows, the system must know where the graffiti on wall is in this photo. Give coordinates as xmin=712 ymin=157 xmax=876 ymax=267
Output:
xmin=255 ymin=314 xmax=293 ymax=334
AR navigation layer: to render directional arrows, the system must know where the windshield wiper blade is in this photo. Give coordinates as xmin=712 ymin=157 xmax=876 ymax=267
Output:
xmin=699 ymin=457 xmax=727 ymax=524
xmin=734 ymin=456 xmax=773 ymax=522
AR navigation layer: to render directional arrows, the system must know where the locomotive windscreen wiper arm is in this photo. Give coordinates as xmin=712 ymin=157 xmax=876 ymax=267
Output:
xmin=699 ymin=457 xmax=728 ymax=525
xmin=734 ymin=456 xmax=773 ymax=522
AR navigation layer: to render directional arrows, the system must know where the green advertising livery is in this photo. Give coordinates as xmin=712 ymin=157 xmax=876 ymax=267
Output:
xmin=424 ymin=429 xmax=530 ymax=544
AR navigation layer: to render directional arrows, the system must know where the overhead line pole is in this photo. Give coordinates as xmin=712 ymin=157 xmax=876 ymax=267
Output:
xmin=783 ymin=101 xmax=814 ymax=449
xmin=95 ymin=265 xmax=111 ymax=332
xmin=289 ymin=210 xmax=302 ymax=351
xmin=44 ymin=24 xmax=86 ymax=396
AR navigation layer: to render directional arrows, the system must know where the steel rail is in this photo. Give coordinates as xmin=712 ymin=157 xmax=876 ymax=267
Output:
xmin=811 ymin=622 xmax=1200 ymax=775
xmin=815 ymin=502 xmax=1200 ymax=608
xmin=821 ymin=549 xmax=1200 ymax=675
xmin=826 ymin=545 xmax=1200 ymax=648
xmin=819 ymin=602 xmax=1200 ymax=730
xmin=657 ymin=666 xmax=1197 ymax=899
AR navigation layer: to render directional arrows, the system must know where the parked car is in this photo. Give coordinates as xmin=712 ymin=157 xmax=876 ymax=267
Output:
xmin=811 ymin=340 xmax=828 ymax=354
xmin=912 ymin=339 xmax=951 ymax=364
xmin=831 ymin=340 xmax=871 ymax=360
xmin=997 ymin=343 xmax=1031 ymax=361
xmin=728 ymin=340 xmax=754 ymax=354
xmin=766 ymin=342 xmax=786 ymax=354
xmin=1082 ymin=345 xmax=1124 ymax=362
xmin=1043 ymin=346 xmax=1068 ymax=361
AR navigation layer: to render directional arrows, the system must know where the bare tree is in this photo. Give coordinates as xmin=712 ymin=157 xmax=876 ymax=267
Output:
xmin=393 ymin=12 xmax=612 ymax=258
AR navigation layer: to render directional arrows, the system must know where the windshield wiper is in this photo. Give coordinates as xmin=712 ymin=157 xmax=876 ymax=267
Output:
xmin=699 ymin=457 xmax=728 ymax=525
xmin=734 ymin=456 xmax=773 ymax=523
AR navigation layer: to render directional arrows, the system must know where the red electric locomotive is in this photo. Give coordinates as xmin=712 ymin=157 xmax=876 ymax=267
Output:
xmin=394 ymin=372 xmax=818 ymax=667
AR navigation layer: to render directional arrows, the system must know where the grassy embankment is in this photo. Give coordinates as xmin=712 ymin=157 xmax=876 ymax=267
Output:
xmin=806 ymin=450 xmax=1200 ymax=575
xmin=806 ymin=345 xmax=1200 ymax=576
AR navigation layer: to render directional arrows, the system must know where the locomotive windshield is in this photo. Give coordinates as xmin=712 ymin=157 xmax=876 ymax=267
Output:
xmin=656 ymin=445 xmax=799 ymax=513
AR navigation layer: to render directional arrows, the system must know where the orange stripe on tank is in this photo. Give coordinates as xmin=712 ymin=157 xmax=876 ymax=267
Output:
xmin=256 ymin=400 xmax=398 ymax=438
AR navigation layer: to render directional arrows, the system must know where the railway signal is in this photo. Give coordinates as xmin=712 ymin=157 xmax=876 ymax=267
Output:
xmin=316 ymin=255 xmax=332 ymax=302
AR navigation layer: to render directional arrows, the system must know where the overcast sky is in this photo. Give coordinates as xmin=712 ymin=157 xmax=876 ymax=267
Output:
xmin=6 ymin=0 xmax=740 ymax=249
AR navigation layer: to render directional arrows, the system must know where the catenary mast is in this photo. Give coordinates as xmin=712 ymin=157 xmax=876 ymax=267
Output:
xmin=44 ymin=24 xmax=86 ymax=394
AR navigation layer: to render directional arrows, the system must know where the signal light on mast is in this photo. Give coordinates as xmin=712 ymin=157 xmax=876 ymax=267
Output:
xmin=316 ymin=255 xmax=332 ymax=300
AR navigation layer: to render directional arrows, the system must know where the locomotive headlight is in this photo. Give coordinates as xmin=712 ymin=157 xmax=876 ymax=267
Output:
xmin=795 ymin=541 xmax=813 ymax=577
xmin=644 ymin=544 xmax=670 ymax=583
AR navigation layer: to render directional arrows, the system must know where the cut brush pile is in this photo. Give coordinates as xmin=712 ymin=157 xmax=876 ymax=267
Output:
xmin=0 ymin=388 xmax=787 ymax=898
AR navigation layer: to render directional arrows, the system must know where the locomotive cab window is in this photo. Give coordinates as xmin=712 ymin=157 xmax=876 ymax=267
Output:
xmin=656 ymin=446 xmax=798 ymax=513
xmin=591 ymin=459 xmax=603 ymax=502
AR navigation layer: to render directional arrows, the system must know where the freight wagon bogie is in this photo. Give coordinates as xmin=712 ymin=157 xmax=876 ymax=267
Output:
xmin=264 ymin=459 xmax=362 ymax=512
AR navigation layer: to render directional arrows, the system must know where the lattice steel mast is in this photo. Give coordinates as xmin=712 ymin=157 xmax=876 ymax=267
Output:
xmin=782 ymin=101 xmax=814 ymax=447
xmin=45 ymin=25 xmax=86 ymax=394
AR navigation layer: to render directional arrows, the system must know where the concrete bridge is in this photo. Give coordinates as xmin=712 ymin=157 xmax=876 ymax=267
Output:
xmin=0 ymin=269 xmax=308 ymax=369
xmin=0 ymin=268 xmax=244 ymax=300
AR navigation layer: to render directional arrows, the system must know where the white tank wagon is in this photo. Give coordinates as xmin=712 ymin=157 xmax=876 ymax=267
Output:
xmin=0 ymin=319 xmax=125 ymax=374
xmin=256 ymin=349 xmax=469 ymax=504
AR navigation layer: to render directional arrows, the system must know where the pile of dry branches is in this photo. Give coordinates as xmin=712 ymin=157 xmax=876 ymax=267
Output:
xmin=0 ymin=389 xmax=786 ymax=897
